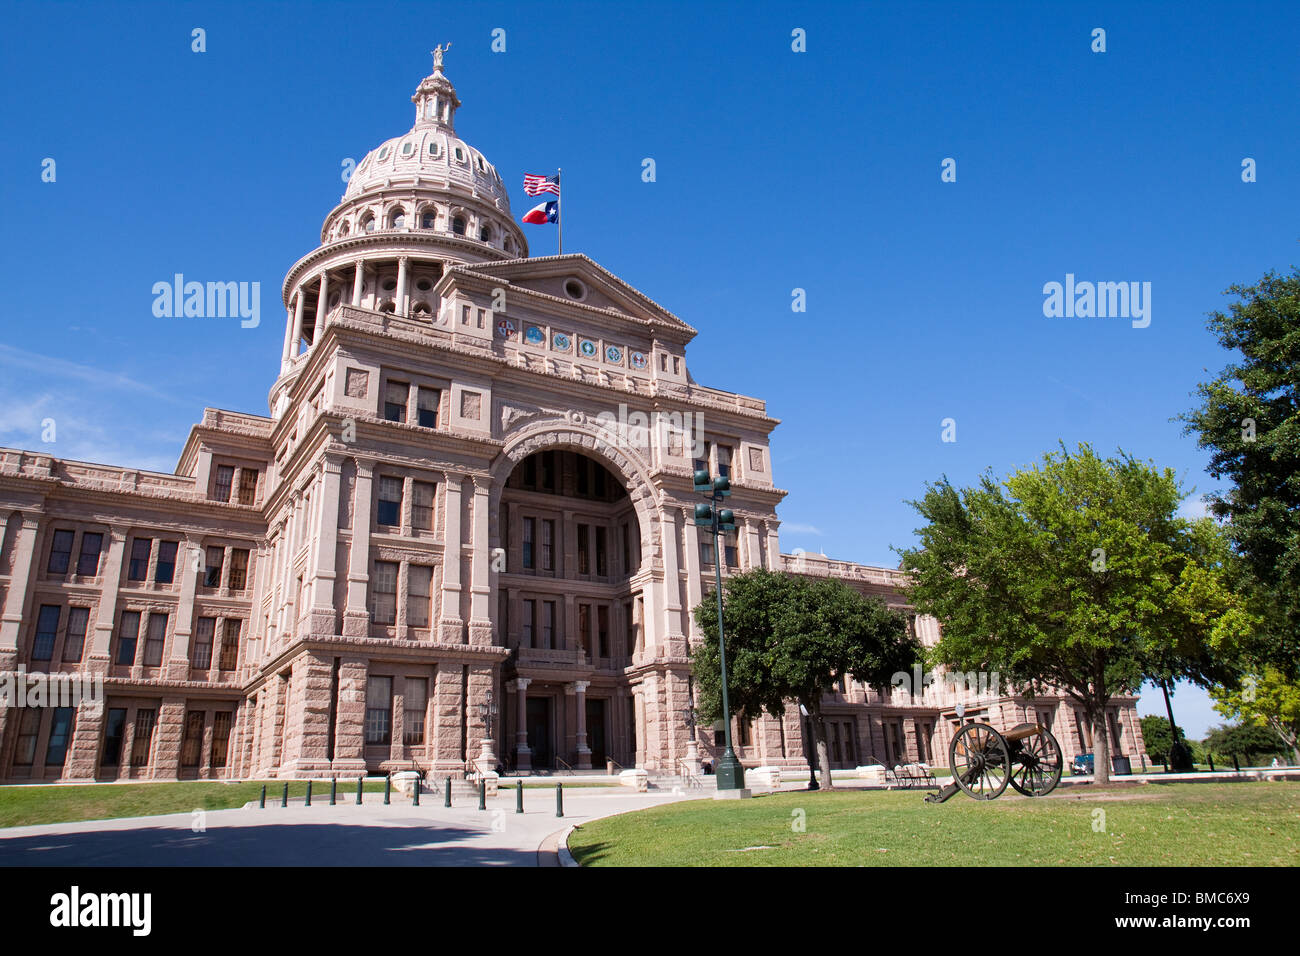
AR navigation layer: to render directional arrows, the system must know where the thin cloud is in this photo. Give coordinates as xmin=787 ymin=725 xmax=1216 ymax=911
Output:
xmin=781 ymin=522 xmax=824 ymax=536
xmin=0 ymin=344 xmax=187 ymax=406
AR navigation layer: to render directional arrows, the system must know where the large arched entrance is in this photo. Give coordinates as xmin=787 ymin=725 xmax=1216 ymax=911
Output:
xmin=491 ymin=440 xmax=650 ymax=772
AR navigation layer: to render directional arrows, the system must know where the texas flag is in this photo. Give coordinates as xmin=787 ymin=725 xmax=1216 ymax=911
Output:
xmin=521 ymin=200 xmax=558 ymax=225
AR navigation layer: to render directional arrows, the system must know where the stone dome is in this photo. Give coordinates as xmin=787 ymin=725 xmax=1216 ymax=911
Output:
xmin=342 ymin=54 xmax=512 ymax=216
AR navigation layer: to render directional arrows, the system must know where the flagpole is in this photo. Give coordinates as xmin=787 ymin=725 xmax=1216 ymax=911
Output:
xmin=557 ymin=167 xmax=563 ymax=255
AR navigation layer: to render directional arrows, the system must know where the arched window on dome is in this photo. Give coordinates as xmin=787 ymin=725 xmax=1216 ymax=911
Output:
xmin=377 ymin=146 xmax=390 ymax=161
xmin=427 ymin=141 xmax=441 ymax=159
xmin=377 ymin=298 xmax=396 ymax=314
xmin=339 ymin=221 xmax=350 ymax=237
xmin=360 ymin=213 xmax=376 ymax=233
xmin=410 ymin=301 xmax=432 ymax=317
xmin=388 ymin=208 xmax=406 ymax=230
xmin=479 ymin=222 xmax=494 ymax=243
xmin=451 ymin=216 xmax=466 ymax=236
xmin=400 ymin=141 xmax=414 ymax=158
xmin=420 ymin=208 xmax=437 ymax=229
xmin=453 ymin=146 xmax=466 ymax=164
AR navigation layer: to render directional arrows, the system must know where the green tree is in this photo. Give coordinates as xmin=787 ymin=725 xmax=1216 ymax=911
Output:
xmin=1202 ymin=722 xmax=1289 ymax=764
xmin=690 ymin=568 xmax=919 ymax=789
xmin=1140 ymin=714 xmax=1188 ymax=764
xmin=899 ymin=444 xmax=1250 ymax=786
xmin=1211 ymin=665 xmax=1300 ymax=763
xmin=1182 ymin=267 xmax=1300 ymax=675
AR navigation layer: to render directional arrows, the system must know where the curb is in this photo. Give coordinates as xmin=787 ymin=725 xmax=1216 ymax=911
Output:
xmin=558 ymin=825 xmax=579 ymax=867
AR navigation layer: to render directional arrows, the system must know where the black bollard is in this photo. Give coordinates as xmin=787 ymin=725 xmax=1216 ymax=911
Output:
xmin=1232 ymin=754 xmax=1241 ymax=773
xmin=478 ymin=778 xmax=486 ymax=810
xmin=356 ymin=776 xmax=363 ymax=805
xmin=556 ymin=781 xmax=564 ymax=818
xmin=1208 ymin=755 xmax=1215 ymax=772
xmin=413 ymin=776 xmax=420 ymax=806
xmin=384 ymin=774 xmax=391 ymax=805
xmin=259 ymin=784 xmax=266 ymax=809
xmin=444 ymin=776 xmax=452 ymax=808
xmin=281 ymin=782 xmax=288 ymax=807
xmin=330 ymin=778 xmax=337 ymax=806
xmin=305 ymin=780 xmax=312 ymax=807
xmin=516 ymin=782 xmax=524 ymax=814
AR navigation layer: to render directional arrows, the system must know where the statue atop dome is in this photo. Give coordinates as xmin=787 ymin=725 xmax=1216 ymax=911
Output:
xmin=431 ymin=43 xmax=451 ymax=72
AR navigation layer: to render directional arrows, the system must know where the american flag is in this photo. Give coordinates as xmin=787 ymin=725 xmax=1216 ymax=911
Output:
xmin=523 ymin=173 xmax=560 ymax=196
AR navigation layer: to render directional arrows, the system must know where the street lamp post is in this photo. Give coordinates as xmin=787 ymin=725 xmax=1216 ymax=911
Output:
xmin=476 ymin=688 xmax=498 ymax=773
xmin=694 ymin=469 xmax=746 ymax=792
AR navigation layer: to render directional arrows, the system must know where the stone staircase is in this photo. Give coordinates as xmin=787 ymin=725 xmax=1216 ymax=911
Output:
xmin=647 ymin=773 xmax=715 ymax=793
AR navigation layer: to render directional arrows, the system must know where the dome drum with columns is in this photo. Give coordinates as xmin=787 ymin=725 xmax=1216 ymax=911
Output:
xmin=275 ymin=50 xmax=527 ymax=395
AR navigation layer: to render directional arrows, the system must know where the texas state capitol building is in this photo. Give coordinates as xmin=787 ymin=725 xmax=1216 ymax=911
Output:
xmin=0 ymin=57 xmax=1144 ymax=783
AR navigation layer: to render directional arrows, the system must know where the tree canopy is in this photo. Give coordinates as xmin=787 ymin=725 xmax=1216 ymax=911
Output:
xmin=690 ymin=568 xmax=919 ymax=788
xmin=898 ymin=443 xmax=1251 ymax=784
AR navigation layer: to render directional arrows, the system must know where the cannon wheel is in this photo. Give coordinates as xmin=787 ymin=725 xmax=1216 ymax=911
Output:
xmin=1008 ymin=727 xmax=1063 ymax=797
xmin=949 ymin=723 xmax=1010 ymax=800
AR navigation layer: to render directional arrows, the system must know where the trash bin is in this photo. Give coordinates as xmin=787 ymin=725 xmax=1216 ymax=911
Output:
xmin=1112 ymin=755 xmax=1132 ymax=775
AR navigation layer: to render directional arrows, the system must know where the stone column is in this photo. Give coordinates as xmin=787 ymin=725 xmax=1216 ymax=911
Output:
xmin=166 ymin=533 xmax=202 ymax=681
xmin=280 ymin=307 xmax=296 ymax=369
xmin=152 ymin=697 xmax=187 ymax=779
xmin=351 ymin=259 xmax=364 ymax=306
xmin=744 ymin=517 xmax=763 ymax=571
xmin=658 ymin=508 xmax=686 ymax=658
xmin=467 ymin=476 xmax=492 ymax=645
xmin=395 ymin=256 xmax=409 ymax=316
xmin=439 ymin=473 xmax=464 ymax=643
xmin=330 ymin=657 xmax=367 ymax=776
xmin=343 ymin=459 xmax=373 ymax=637
xmin=466 ymin=663 xmax=494 ymax=772
xmin=289 ymin=290 xmax=306 ymax=360
xmin=63 ymin=696 xmax=107 ymax=781
xmin=431 ymin=663 xmax=464 ymax=774
xmin=571 ymin=680 xmax=591 ymax=769
xmin=511 ymin=678 xmax=531 ymax=772
xmin=280 ymin=651 xmax=333 ymax=776
xmin=316 ymin=271 xmax=330 ymax=334
xmin=311 ymin=456 xmax=343 ymax=637
xmin=0 ymin=511 xmax=40 ymax=668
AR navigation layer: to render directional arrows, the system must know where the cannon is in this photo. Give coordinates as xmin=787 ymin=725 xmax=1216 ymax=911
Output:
xmin=925 ymin=721 xmax=1063 ymax=803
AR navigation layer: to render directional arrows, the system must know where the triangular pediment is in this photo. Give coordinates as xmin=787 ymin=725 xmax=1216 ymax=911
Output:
xmin=449 ymin=254 xmax=697 ymax=341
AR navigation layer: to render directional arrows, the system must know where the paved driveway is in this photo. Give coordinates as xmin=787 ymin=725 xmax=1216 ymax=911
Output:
xmin=0 ymin=788 xmax=696 ymax=867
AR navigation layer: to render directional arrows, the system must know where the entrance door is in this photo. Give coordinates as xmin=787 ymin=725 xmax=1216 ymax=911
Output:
xmin=527 ymin=698 xmax=552 ymax=769
xmin=586 ymin=698 xmax=607 ymax=767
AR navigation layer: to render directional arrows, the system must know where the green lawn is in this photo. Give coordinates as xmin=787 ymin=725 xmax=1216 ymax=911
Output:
xmin=0 ymin=780 xmax=390 ymax=829
xmin=568 ymin=781 xmax=1300 ymax=866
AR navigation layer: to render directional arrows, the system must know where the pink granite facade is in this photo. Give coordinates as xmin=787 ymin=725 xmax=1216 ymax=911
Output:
xmin=0 ymin=60 xmax=1143 ymax=783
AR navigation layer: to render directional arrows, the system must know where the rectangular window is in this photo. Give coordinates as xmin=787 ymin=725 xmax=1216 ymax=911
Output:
xmin=403 ymin=678 xmax=427 ymax=745
xmin=219 ymin=619 xmax=241 ymax=670
xmin=116 ymin=611 xmax=141 ymax=665
xmin=210 ymin=712 xmax=233 ymax=768
xmin=128 ymin=538 xmax=152 ymax=581
xmin=522 ymin=599 xmax=535 ymax=648
xmin=237 ymin=469 xmax=259 ymax=505
xmin=522 ymin=517 xmax=535 ymax=570
xmin=32 ymin=604 xmax=60 ymax=662
xmin=412 ymin=481 xmax=435 ymax=531
xmin=598 ymin=605 xmax=609 ymax=658
xmin=131 ymin=709 xmax=157 ymax=767
xmin=699 ymin=540 xmax=715 ymax=566
xmin=181 ymin=710 xmax=205 ymax=767
xmin=408 ymin=566 xmax=432 ymax=628
xmin=14 ymin=708 xmax=40 ymax=766
xmin=228 ymin=549 xmax=249 ymax=591
xmin=724 ymin=534 xmax=739 ymax=568
xmin=155 ymin=540 xmax=178 ymax=584
xmin=578 ymin=603 xmax=591 ymax=659
xmin=143 ymin=613 xmax=167 ymax=667
xmin=717 ymin=444 xmax=733 ymax=479
xmin=577 ymin=523 xmax=590 ymax=574
xmin=543 ymin=601 xmax=556 ymax=649
xmin=47 ymin=529 xmax=75 ymax=575
xmin=372 ymin=561 xmax=398 ymax=625
xmin=540 ymin=451 xmax=556 ymax=492
xmin=193 ymin=617 xmax=215 ymax=669
xmin=63 ymin=607 xmax=90 ymax=663
xmin=204 ymin=546 xmax=224 ymax=588
xmin=46 ymin=707 xmax=74 ymax=764
xmin=417 ymin=388 xmax=440 ymax=428
xmin=541 ymin=520 xmax=555 ymax=571
xmin=384 ymin=382 xmax=409 ymax=422
xmin=625 ymin=602 xmax=635 ymax=657
xmin=101 ymin=708 xmax=127 ymax=767
xmin=214 ymin=465 xmax=235 ymax=502
xmin=365 ymin=676 xmax=393 ymax=745
xmin=595 ymin=526 xmax=608 ymax=576
xmin=76 ymin=532 xmax=103 ymax=576
xmin=377 ymin=476 xmax=403 ymax=527
xmin=737 ymin=717 xmax=751 ymax=747
xmin=694 ymin=440 xmax=713 ymax=476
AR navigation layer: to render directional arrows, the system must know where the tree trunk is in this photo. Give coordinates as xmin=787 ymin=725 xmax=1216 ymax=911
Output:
xmin=1092 ymin=707 xmax=1111 ymax=786
xmin=809 ymin=703 xmax=833 ymax=789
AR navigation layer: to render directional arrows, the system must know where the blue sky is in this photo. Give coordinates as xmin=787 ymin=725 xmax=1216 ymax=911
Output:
xmin=3 ymin=1 xmax=1297 ymax=735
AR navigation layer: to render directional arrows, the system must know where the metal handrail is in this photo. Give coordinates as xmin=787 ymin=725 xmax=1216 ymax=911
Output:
xmin=555 ymin=756 xmax=574 ymax=774
xmin=604 ymin=756 xmax=626 ymax=774
xmin=677 ymin=758 xmax=705 ymax=790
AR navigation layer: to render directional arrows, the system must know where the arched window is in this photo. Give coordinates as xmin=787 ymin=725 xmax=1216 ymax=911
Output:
xmin=377 ymin=299 xmax=396 ymax=314
xmin=479 ymin=222 xmax=493 ymax=243
xmin=388 ymin=208 xmax=406 ymax=229
xmin=420 ymin=209 xmax=437 ymax=229
xmin=410 ymin=301 xmax=432 ymax=317
xmin=360 ymin=213 xmax=375 ymax=233
xmin=451 ymin=216 xmax=466 ymax=236
xmin=400 ymin=141 xmax=414 ymax=158
xmin=339 ymin=221 xmax=350 ymax=237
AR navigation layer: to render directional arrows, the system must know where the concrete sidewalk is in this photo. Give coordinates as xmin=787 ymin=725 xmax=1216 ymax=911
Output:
xmin=0 ymin=787 xmax=697 ymax=867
